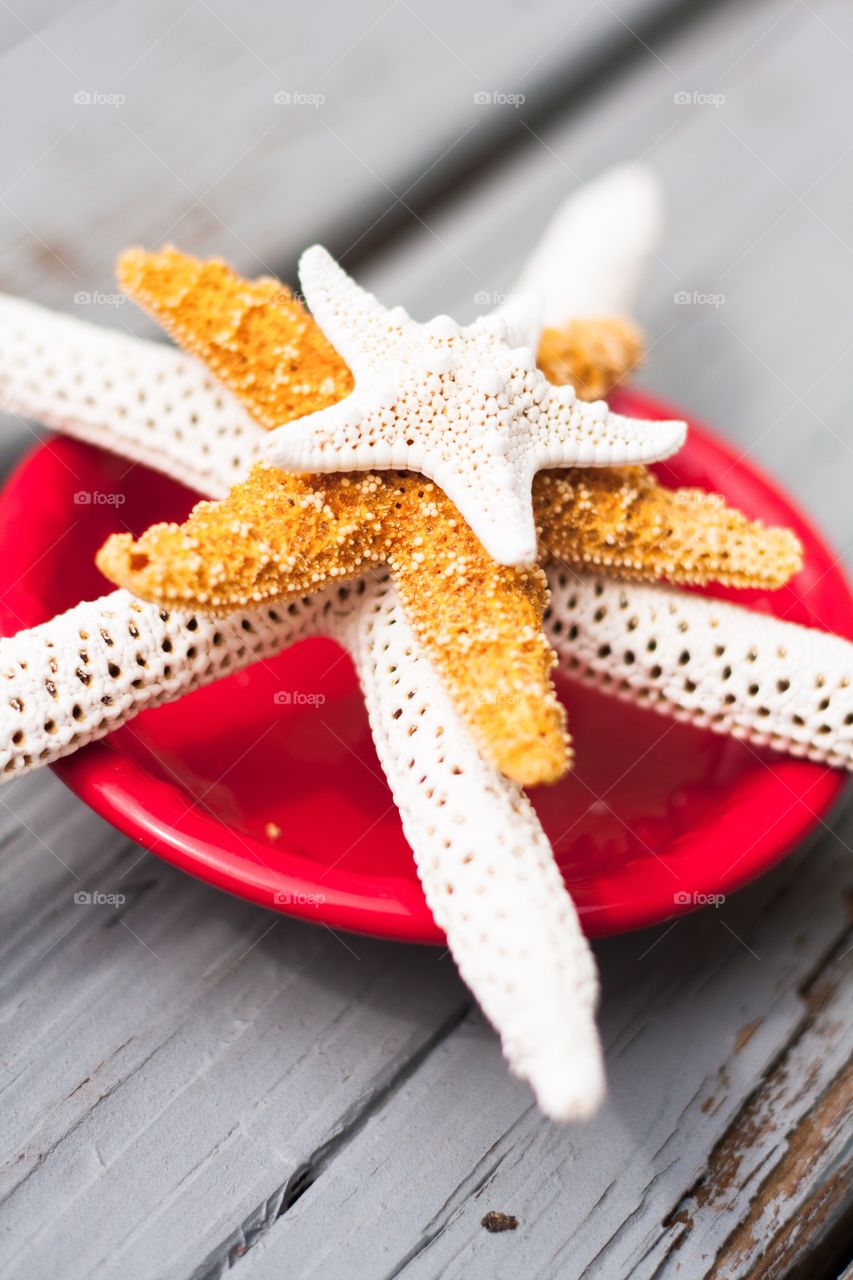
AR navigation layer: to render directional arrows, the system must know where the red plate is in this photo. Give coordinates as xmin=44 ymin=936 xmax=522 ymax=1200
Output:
xmin=0 ymin=389 xmax=850 ymax=941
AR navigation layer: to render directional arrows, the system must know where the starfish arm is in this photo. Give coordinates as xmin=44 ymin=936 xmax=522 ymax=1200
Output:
xmin=342 ymin=576 xmax=603 ymax=1121
xmin=390 ymin=517 xmax=569 ymax=786
xmin=95 ymin=464 xmax=381 ymax=611
xmin=0 ymin=570 xmax=604 ymax=1121
xmin=0 ymin=589 xmax=331 ymax=781
xmin=264 ymin=394 xmax=404 ymax=472
xmin=298 ymin=245 xmax=400 ymax=377
xmin=117 ymin=248 xmax=353 ymax=433
xmin=545 ymin=571 xmax=853 ymax=769
xmin=535 ymin=469 xmax=803 ymax=589
xmin=96 ymin=465 xmax=569 ymax=785
xmin=537 ymin=386 xmax=686 ymax=468
xmin=0 ymin=294 xmax=264 ymax=498
xmin=492 ymin=291 xmax=543 ymax=352
xmin=433 ymin=453 xmax=541 ymax=567
xmin=537 ymin=317 xmax=644 ymax=401
xmin=514 ymin=165 xmax=662 ymax=326
xmin=267 ymin=405 xmax=543 ymax=567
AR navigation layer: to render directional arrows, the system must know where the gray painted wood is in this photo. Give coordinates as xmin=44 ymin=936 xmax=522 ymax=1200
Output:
xmin=0 ymin=0 xmax=681 ymax=316
xmin=666 ymin=939 xmax=852 ymax=1280
xmin=362 ymin=0 xmax=853 ymax=561
xmin=0 ymin=772 xmax=470 ymax=1280
xmin=237 ymin=832 xmax=853 ymax=1279
xmin=0 ymin=0 xmax=694 ymax=475
xmin=1 ymin=0 xmax=852 ymax=1277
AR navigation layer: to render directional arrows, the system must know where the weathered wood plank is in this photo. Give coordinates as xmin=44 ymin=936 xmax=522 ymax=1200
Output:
xmin=363 ymin=0 xmax=853 ymax=559
xmin=0 ymin=0 xmax=682 ymax=316
xmin=683 ymin=952 xmax=853 ymax=1280
xmin=234 ymin=827 xmax=853 ymax=1280
xmin=0 ymin=772 xmax=470 ymax=1280
xmin=221 ymin=0 xmax=853 ymax=1270
xmin=0 ymin=0 xmax=851 ymax=1276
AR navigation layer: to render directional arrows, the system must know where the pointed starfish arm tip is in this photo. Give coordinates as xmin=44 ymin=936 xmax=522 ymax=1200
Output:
xmin=539 ymin=399 xmax=687 ymax=468
xmin=528 ymin=1037 xmax=606 ymax=1122
xmin=455 ymin=503 xmax=539 ymax=568
xmin=264 ymin=396 xmax=367 ymax=471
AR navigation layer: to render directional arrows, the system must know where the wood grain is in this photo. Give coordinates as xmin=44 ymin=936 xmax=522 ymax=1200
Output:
xmin=0 ymin=0 xmax=681 ymax=315
xmin=0 ymin=0 xmax=851 ymax=1277
xmin=0 ymin=772 xmax=470 ymax=1280
xmin=362 ymin=0 xmax=853 ymax=561
xmin=231 ymin=832 xmax=853 ymax=1280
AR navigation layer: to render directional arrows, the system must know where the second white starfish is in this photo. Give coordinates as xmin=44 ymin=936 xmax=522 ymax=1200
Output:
xmin=264 ymin=246 xmax=686 ymax=566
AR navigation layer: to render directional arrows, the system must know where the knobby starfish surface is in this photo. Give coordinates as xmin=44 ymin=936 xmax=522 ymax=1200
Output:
xmin=258 ymin=245 xmax=688 ymax=568
xmin=100 ymin=248 xmax=799 ymax=788
xmin=1 ymin=169 xmax=852 ymax=1122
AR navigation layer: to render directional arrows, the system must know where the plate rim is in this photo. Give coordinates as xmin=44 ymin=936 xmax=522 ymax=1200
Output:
xmin=2 ymin=389 xmax=850 ymax=943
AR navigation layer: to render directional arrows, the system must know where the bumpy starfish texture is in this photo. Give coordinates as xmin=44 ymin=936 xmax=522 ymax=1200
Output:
xmin=99 ymin=248 xmax=797 ymax=786
xmin=537 ymin=316 xmax=643 ymax=402
xmin=535 ymin=468 xmax=802 ymax=588
xmin=545 ymin=572 xmax=853 ymax=768
xmin=95 ymin=457 xmax=798 ymax=786
xmin=0 ymin=293 xmax=264 ymax=498
xmin=0 ymin=283 xmax=615 ymax=1116
xmin=0 ymin=570 xmax=604 ymax=1121
xmin=114 ymin=248 xmax=799 ymax=599
xmin=116 ymin=247 xmax=647 ymax=438
xmin=117 ymin=247 xmax=354 ymax=432
xmin=104 ymin=249 xmax=662 ymax=786
xmin=0 ymin=587 xmax=328 ymax=776
xmin=262 ymin=245 xmax=687 ymax=565
xmin=0 ymin=166 xmax=847 ymax=1127
xmin=97 ymin=464 xmax=566 ymax=786
xmin=0 ymin=262 xmax=639 ymax=507
xmin=353 ymin=580 xmax=603 ymax=1119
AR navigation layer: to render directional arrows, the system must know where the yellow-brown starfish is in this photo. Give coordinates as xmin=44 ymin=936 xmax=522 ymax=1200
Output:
xmin=99 ymin=250 xmax=801 ymax=786
xmin=118 ymin=247 xmax=354 ymax=429
xmin=537 ymin=317 xmax=643 ymax=401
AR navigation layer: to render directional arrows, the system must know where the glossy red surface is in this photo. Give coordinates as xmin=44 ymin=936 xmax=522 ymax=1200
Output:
xmin=0 ymin=389 xmax=850 ymax=942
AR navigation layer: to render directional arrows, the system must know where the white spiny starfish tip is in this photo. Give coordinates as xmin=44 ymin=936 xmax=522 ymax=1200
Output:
xmin=528 ymin=1033 xmax=606 ymax=1122
xmin=515 ymin=164 xmax=663 ymax=325
xmin=266 ymin=250 xmax=688 ymax=566
xmin=495 ymin=289 xmax=543 ymax=350
xmin=298 ymin=242 xmax=346 ymax=291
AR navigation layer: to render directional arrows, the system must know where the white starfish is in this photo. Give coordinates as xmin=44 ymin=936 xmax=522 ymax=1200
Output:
xmin=545 ymin=571 xmax=853 ymax=766
xmin=0 ymin=173 xmax=641 ymax=1121
xmin=515 ymin=164 xmax=663 ymax=323
xmin=0 ymin=292 xmax=262 ymax=499
xmin=263 ymin=245 xmax=686 ymax=566
xmin=1 ymin=167 xmax=851 ymax=1126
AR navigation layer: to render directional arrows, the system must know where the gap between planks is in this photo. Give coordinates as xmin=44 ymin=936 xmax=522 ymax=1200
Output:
xmin=267 ymin=0 xmax=743 ymax=287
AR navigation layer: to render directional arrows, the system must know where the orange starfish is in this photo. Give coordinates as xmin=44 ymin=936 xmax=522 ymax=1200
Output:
xmin=99 ymin=251 xmax=801 ymax=786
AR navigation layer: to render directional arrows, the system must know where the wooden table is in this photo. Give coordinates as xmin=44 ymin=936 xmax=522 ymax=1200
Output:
xmin=1 ymin=1 xmax=851 ymax=1276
